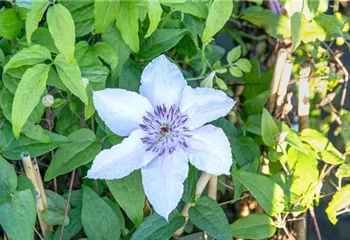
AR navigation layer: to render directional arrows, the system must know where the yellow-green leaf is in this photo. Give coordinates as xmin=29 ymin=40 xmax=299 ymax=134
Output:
xmin=115 ymin=1 xmax=139 ymax=53
xmin=26 ymin=0 xmax=49 ymax=44
xmin=145 ymin=0 xmax=163 ymax=38
xmin=47 ymin=4 xmax=76 ymax=63
xmin=326 ymin=184 xmax=350 ymax=224
xmin=12 ymin=64 xmax=50 ymax=138
xmin=202 ymin=0 xmax=233 ymax=43
xmin=291 ymin=12 xmax=307 ymax=52
xmin=94 ymin=0 xmax=119 ymax=34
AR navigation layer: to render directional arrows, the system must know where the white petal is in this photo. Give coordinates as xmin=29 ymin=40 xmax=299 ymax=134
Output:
xmin=185 ymin=124 xmax=232 ymax=175
xmin=93 ymin=88 xmax=153 ymax=136
xmin=87 ymin=130 xmax=156 ymax=180
xmin=141 ymin=148 xmax=188 ymax=220
xmin=140 ymin=55 xmax=187 ymax=108
xmin=180 ymin=86 xmax=235 ymax=130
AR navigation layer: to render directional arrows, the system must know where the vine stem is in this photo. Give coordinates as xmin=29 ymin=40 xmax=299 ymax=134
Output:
xmin=309 ymin=207 xmax=323 ymax=240
xmin=59 ymin=169 xmax=76 ymax=240
xmin=173 ymin=172 xmax=212 ymax=238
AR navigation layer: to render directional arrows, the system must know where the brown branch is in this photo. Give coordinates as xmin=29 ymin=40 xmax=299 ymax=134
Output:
xmin=309 ymin=207 xmax=323 ymax=240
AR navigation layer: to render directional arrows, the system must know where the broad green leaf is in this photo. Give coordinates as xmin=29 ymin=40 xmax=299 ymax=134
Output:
xmin=53 ymin=207 xmax=82 ymax=240
xmin=315 ymin=14 xmax=343 ymax=39
xmin=106 ymin=170 xmax=145 ymax=226
xmin=243 ymin=114 xmax=261 ymax=135
xmin=291 ymin=12 xmax=307 ymax=52
xmin=22 ymin=124 xmax=51 ymax=143
xmin=303 ymin=20 xmax=326 ymax=43
xmin=242 ymin=90 xmax=270 ymax=118
xmin=189 ymin=196 xmax=231 ymax=240
xmin=138 ymin=29 xmax=189 ymax=60
xmin=229 ymin=66 xmax=243 ymax=78
xmin=281 ymin=123 xmax=308 ymax=154
xmin=0 ymin=8 xmax=23 ymax=40
xmin=47 ymin=4 xmax=76 ymax=63
xmin=131 ymin=212 xmax=185 ymax=240
xmin=12 ymin=64 xmax=50 ymax=138
xmin=4 ymin=45 xmax=51 ymax=72
xmin=90 ymin=42 xmax=118 ymax=70
xmin=59 ymin=0 xmax=94 ymax=37
xmin=231 ymin=214 xmax=276 ymax=239
xmin=145 ymin=0 xmax=163 ymax=38
xmin=336 ymin=162 xmax=350 ymax=178
xmin=45 ymin=128 xmax=100 ymax=181
xmin=235 ymin=58 xmax=252 ymax=73
xmin=202 ymin=0 xmax=233 ymax=43
xmin=231 ymin=136 xmax=260 ymax=166
xmin=54 ymin=54 xmax=88 ymax=105
xmin=0 ymin=156 xmax=17 ymax=200
xmin=94 ymin=0 xmax=118 ymax=33
xmin=232 ymin=171 xmax=286 ymax=216
xmin=0 ymin=190 xmax=36 ymax=240
xmin=30 ymin=27 xmax=59 ymax=54
xmin=241 ymin=6 xmax=291 ymax=39
xmin=115 ymin=1 xmax=139 ymax=53
xmin=226 ymin=46 xmax=241 ymax=64
xmin=161 ymin=0 xmax=208 ymax=19
xmin=103 ymin=198 xmax=126 ymax=233
xmin=82 ymin=185 xmax=121 ymax=240
xmin=2 ymin=131 xmax=69 ymax=160
xmin=319 ymin=150 xmax=344 ymax=165
xmin=182 ymin=165 xmax=198 ymax=203
xmin=261 ymin=108 xmax=279 ymax=147
xmin=26 ymin=0 xmax=49 ymax=44
xmin=16 ymin=175 xmax=36 ymax=201
xmin=287 ymin=146 xmax=319 ymax=197
xmin=118 ymin=59 xmax=142 ymax=92
xmin=326 ymin=184 xmax=350 ymax=224
xmin=42 ymin=190 xmax=70 ymax=226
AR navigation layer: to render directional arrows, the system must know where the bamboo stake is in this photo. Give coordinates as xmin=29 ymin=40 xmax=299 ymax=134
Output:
xmin=174 ymin=172 xmax=212 ymax=238
xmin=267 ymin=49 xmax=288 ymax=113
xmin=21 ymin=152 xmax=52 ymax=236
xmin=274 ymin=60 xmax=293 ymax=117
xmin=207 ymin=176 xmax=217 ymax=200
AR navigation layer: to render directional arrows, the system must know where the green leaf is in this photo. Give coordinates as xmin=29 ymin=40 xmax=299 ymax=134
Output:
xmin=229 ymin=66 xmax=243 ymax=78
xmin=319 ymin=150 xmax=344 ymax=165
xmin=202 ymin=0 xmax=233 ymax=43
xmin=0 ymin=8 xmax=23 ymax=40
xmin=54 ymin=54 xmax=88 ymax=105
xmin=138 ymin=29 xmax=189 ymax=60
xmin=4 ymin=45 xmax=51 ymax=72
xmin=42 ymin=190 xmax=70 ymax=226
xmin=0 ymin=156 xmax=17 ymax=200
xmin=131 ymin=212 xmax=185 ymax=240
xmin=315 ymin=14 xmax=343 ymax=39
xmin=231 ymin=214 xmax=276 ymax=239
xmin=115 ymin=1 xmax=139 ymax=53
xmin=53 ymin=207 xmax=82 ymax=240
xmin=47 ymin=3 xmax=76 ymax=63
xmin=30 ymin=27 xmax=59 ymax=54
xmin=118 ymin=59 xmax=142 ymax=92
xmin=291 ymin=12 xmax=307 ymax=52
xmin=22 ymin=124 xmax=51 ymax=143
xmin=94 ymin=0 xmax=118 ymax=33
xmin=326 ymin=184 xmax=350 ymax=224
xmin=226 ymin=46 xmax=241 ymax=64
xmin=12 ymin=64 xmax=50 ymax=138
xmin=261 ymin=108 xmax=279 ymax=147
xmin=0 ymin=190 xmax=36 ymax=240
xmin=2 ymin=131 xmax=69 ymax=160
xmin=189 ymin=196 xmax=231 ymax=240
xmin=336 ymin=162 xmax=350 ymax=178
xmin=90 ymin=42 xmax=118 ymax=70
xmin=232 ymin=171 xmax=286 ymax=216
xmin=303 ymin=19 xmax=326 ymax=43
xmin=45 ymin=128 xmax=100 ymax=181
xmin=16 ymin=175 xmax=36 ymax=201
xmin=161 ymin=0 xmax=208 ymax=19
xmin=82 ymin=185 xmax=121 ymax=240
xmin=243 ymin=114 xmax=262 ymax=135
xmin=235 ymin=58 xmax=252 ymax=73
xmin=26 ymin=0 xmax=49 ymax=44
xmin=145 ymin=0 xmax=163 ymax=38
xmin=231 ymin=136 xmax=260 ymax=166
xmin=106 ymin=170 xmax=145 ymax=226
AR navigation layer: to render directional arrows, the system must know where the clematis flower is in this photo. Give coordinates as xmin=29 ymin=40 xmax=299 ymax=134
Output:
xmin=87 ymin=55 xmax=235 ymax=219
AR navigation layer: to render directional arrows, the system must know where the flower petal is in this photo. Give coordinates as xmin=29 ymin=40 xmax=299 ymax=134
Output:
xmin=185 ymin=124 xmax=232 ymax=175
xmin=180 ymin=86 xmax=235 ymax=130
xmin=93 ymin=88 xmax=153 ymax=136
xmin=141 ymin=148 xmax=188 ymax=219
xmin=87 ymin=130 xmax=156 ymax=180
xmin=140 ymin=55 xmax=187 ymax=108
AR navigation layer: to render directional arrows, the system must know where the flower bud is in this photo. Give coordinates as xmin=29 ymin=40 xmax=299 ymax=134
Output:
xmin=82 ymin=77 xmax=89 ymax=88
xmin=42 ymin=94 xmax=54 ymax=107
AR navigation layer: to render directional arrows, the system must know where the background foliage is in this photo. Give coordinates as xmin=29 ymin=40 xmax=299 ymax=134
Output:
xmin=0 ymin=0 xmax=350 ymax=239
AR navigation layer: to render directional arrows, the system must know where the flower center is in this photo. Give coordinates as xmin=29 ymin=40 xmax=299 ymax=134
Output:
xmin=140 ymin=104 xmax=190 ymax=156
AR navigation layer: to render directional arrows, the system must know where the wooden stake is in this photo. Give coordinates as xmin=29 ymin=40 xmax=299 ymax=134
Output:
xmin=21 ymin=152 xmax=52 ymax=236
xmin=207 ymin=175 xmax=217 ymax=200
xmin=298 ymin=66 xmax=311 ymax=130
xmin=267 ymin=49 xmax=288 ymax=113
xmin=274 ymin=60 xmax=293 ymax=117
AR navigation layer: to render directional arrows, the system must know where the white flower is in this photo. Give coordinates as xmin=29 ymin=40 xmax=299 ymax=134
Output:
xmin=87 ymin=55 xmax=235 ymax=219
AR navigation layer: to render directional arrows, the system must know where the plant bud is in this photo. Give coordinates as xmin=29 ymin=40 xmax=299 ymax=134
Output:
xmin=41 ymin=94 xmax=54 ymax=107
